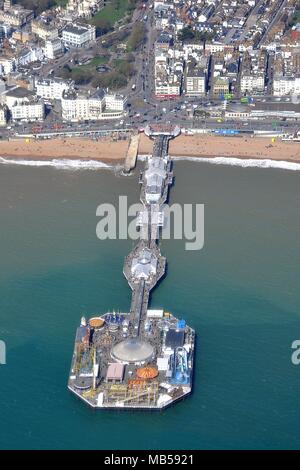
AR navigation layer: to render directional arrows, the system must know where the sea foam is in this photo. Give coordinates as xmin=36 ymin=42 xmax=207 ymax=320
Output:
xmin=0 ymin=157 xmax=114 ymax=170
xmin=171 ymin=156 xmax=300 ymax=171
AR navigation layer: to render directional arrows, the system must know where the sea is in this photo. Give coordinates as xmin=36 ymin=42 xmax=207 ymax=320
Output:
xmin=0 ymin=155 xmax=300 ymax=450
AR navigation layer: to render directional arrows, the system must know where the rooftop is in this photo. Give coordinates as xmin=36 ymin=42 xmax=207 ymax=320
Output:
xmin=106 ymin=363 xmax=124 ymax=381
xmin=63 ymin=24 xmax=93 ymax=36
xmin=111 ymin=339 xmax=154 ymax=364
xmin=5 ymin=87 xmax=34 ymax=98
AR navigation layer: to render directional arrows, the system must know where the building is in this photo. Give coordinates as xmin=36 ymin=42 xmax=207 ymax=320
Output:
xmin=249 ymin=101 xmax=300 ymax=119
xmin=62 ymin=23 xmax=96 ymax=48
xmin=0 ymin=5 xmax=34 ymax=27
xmin=185 ymin=67 xmax=206 ymax=96
xmin=131 ymin=248 xmax=157 ymax=280
xmin=105 ymin=363 xmax=124 ymax=382
xmin=44 ymin=38 xmax=64 ymax=60
xmin=4 ymin=87 xmax=35 ymax=109
xmin=240 ymin=73 xmax=265 ymax=93
xmin=31 ymin=19 xmax=59 ymax=41
xmin=224 ymin=103 xmax=250 ymax=120
xmin=0 ymin=104 xmax=7 ymax=126
xmin=66 ymin=0 xmax=104 ymax=18
xmin=61 ymin=89 xmax=126 ymax=121
xmin=155 ymin=79 xmax=181 ymax=97
xmin=12 ymin=29 xmax=31 ymax=43
xmin=212 ymin=76 xmax=229 ymax=97
xmin=36 ymin=77 xmax=74 ymax=101
xmin=11 ymin=100 xmax=45 ymax=122
xmin=16 ymin=47 xmax=43 ymax=67
xmin=61 ymin=89 xmax=103 ymax=121
xmin=3 ymin=0 xmax=12 ymax=12
xmin=205 ymin=42 xmax=226 ymax=54
xmin=0 ymin=55 xmax=15 ymax=75
xmin=291 ymin=23 xmax=300 ymax=42
xmin=0 ymin=21 xmax=11 ymax=38
xmin=105 ymin=93 xmax=127 ymax=111
xmin=273 ymin=74 xmax=300 ymax=96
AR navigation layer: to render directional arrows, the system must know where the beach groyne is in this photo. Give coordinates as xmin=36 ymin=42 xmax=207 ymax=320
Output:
xmin=124 ymin=134 xmax=140 ymax=173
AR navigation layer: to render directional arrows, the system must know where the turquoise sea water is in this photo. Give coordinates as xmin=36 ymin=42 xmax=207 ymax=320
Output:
xmin=0 ymin=160 xmax=300 ymax=450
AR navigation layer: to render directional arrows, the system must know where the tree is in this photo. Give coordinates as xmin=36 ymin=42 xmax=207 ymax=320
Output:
xmin=92 ymin=71 xmax=128 ymax=90
xmin=178 ymin=27 xmax=195 ymax=42
xmin=127 ymin=23 xmax=146 ymax=51
xmin=17 ymin=0 xmax=55 ymax=15
xmin=117 ymin=61 xmax=135 ymax=78
xmin=93 ymin=18 xmax=112 ymax=36
xmin=178 ymin=27 xmax=214 ymax=43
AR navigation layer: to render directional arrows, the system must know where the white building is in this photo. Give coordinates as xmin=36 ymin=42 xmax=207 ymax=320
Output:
xmin=240 ymin=74 xmax=264 ymax=93
xmin=11 ymin=101 xmax=45 ymax=122
xmin=0 ymin=104 xmax=7 ymax=125
xmin=4 ymin=87 xmax=35 ymax=109
xmin=186 ymin=69 xmax=206 ymax=96
xmin=61 ymin=89 xmax=126 ymax=121
xmin=16 ymin=47 xmax=43 ymax=67
xmin=144 ymin=156 xmax=167 ymax=203
xmin=205 ymin=42 xmax=226 ymax=54
xmin=36 ymin=78 xmax=73 ymax=101
xmin=61 ymin=90 xmax=103 ymax=121
xmin=43 ymin=38 xmax=63 ymax=60
xmin=105 ymin=93 xmax=127 ymax=111
xmin=273 ymin=75 xmax=300 ymax=96
xmin=0 ymin=22 xmax=11 ymax=38
xmin=155 ymin=80 xmax=181 ymax=97
xmin=0 ymin=56 xmax=15 ymax=75
xmin=62 ymin=23 xmax=96 ymax=48
xmin=66 ymin=0 xmax=104 ymax=18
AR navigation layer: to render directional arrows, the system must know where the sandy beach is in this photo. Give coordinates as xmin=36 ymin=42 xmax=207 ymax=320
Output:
xmin=0 ymin=133 xmax=299 ymax=163
xmin=0 ymin=137 xmax=127 ymax=162
xmin=139 ymin=134 xmax=300 ymax=162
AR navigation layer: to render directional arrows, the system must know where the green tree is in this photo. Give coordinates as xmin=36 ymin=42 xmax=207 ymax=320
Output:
xmin=94 ymin=18 xmax=112 ymax=35
xmin=17 ymin=0 xmax=55 ymax=15
xmin=92 ymin=71 xmax=128 ymax=90
xmin=117 ymin=61 xmax=135 ymax=78
xmin=178 ymin=27 xmax=195 ymax=42
xmin=127 ymin=23 xmax=146 ymax=51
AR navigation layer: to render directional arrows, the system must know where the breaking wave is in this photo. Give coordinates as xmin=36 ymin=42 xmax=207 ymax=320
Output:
xmin=171 ymin=156 xmax=300 ymax=171
xmin=0 ymin=157 xmax=115 ymax=170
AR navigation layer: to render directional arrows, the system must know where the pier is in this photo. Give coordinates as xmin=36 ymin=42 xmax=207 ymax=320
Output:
xmin=68 ymin=124 xmax=195 ymax=410
xmin=123 ymin=125 xmax=180 ymax=339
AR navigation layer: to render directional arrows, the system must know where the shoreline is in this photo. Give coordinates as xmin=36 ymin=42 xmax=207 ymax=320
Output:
xmin=0 ymin=133 xmax=299 ymax=165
